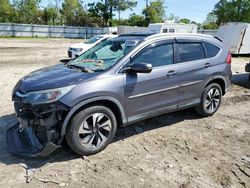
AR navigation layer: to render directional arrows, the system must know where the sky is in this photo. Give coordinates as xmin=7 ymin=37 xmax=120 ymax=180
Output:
xmin=42 ymin=0 xmax=219 ymax=24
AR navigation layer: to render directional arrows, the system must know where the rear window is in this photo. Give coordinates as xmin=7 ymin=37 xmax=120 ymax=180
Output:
xmin=203 ymin=42 xmax=220 ymax=58
xmin=178 ymin=43 xmax=205 ymax=62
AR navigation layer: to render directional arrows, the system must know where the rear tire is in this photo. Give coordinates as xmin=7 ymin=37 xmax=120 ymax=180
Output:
xmin=195 ymin=83 xmax=222 ymax=117
xmin=65 ymin=105 xmax=117 ymax=156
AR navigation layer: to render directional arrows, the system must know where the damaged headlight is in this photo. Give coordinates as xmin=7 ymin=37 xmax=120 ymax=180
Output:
xmin=20 ymin=85 xmax=75 ymax=105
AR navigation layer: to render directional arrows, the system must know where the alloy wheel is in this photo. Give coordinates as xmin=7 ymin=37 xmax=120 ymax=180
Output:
xmin=78 ymin=113 xmax=112 ymax=149
xmin=204 ymin=88 xmax=221 ymax=113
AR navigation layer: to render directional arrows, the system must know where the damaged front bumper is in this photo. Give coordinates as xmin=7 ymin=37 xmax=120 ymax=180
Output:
xmin=6 ymin=99 xmax=70 ymax=157
xmin=7 ymin=123 xmax=60 ymax=157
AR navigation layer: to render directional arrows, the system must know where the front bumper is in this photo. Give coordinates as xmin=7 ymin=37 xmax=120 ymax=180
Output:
xmin=7 ymin=123 xmax=60 ymax=157
xmin=7 ymin=98 xmax=70 ymax=157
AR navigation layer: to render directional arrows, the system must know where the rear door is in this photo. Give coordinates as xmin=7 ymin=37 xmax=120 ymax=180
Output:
xmin=124 ymin=40 xmax=179 ymax=123
xmin=176 ymin=39 xmax=211 ymax=109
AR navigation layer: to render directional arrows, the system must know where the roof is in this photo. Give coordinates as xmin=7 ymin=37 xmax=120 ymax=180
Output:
xmin=146 ymin=33 xmax=214 ymax=39
xmin=118 ymin=32 xmax=156 ymax=37
xmin=116 ymin=32 xmax=222 ymax=46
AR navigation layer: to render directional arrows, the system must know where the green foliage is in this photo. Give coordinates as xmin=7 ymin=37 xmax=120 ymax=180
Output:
xmin=0 ymin=0 xmax=13 ymax=22
xmin=113 ymin=0 xmax=137 ymax=20
xmin=0 ymin=0 xmax=164 ymax=27
xmin=13 ymin=0 xmax=40 ymax=23
xmin=88 ymin=2 xmax=110 ymax=27
xmin=203 ymin=22 xmax=219 ymax=29
xmin=213 ymin=0 xmax=250 ymax=25
xmin=143 ymin=0 xmax=165 ymax=25
xmin=202 ymin=12 xmax=219 ymax=29
xmin=43 ymin=7 xmax=58 ymax=25
xmin=61 ymin=0 xmax=86 ymax=26
xmin=179 ymin=18 xmax=191 ymax=24
xmin=128 ymin=13 xmax=146 ymax=27
xmin=88 ymin=0 xmax=137 ymax=27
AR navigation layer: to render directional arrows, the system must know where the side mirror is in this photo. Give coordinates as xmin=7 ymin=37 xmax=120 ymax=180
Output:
xmin=60 ymin=58 xmax=71 ymax=64
xmin=125 ymin=63 xmax=152 ymax=74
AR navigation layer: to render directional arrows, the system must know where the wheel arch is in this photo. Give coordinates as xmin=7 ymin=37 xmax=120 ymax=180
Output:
xmin=205 ymin=76 xmax=226 ymax=95
xmin=60 ymin=96 xmax=127 ymax=137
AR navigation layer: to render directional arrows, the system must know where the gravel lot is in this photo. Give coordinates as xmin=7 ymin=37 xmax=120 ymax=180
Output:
xmin=0 ymin=38 xmax=250 ymax=188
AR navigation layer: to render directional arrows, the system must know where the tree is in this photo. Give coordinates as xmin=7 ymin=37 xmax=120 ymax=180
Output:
xmin=13 ymin=0 xmax=40 ymax=23
xmin=143 ymin=0 xmax=166 ymax=25
xmin=213 ymin=0 xmax=250 ymax=25
xmin=44 ymin=0 xmax=62 ymax=25
xmin=88 ymin=2 xmax=110 ymax=27
xmin=0 ymin=0 xmax=13 ymax=22
xmin=88 ymin=0 xmax=137 ymax=27
xmin=61 ymin=0 xmax=86 ymax=26
xmin=113 ymin=0 xmax=137 ymax=21
xmin=202 ymin=12 xmax=218 ymax=29
xmin=128 ymin=13 xmax=145 ymax=26
xmin=43 ymin=6 xmax=58 ymax=25
xmin=179 ymin=18 xmax=191 ymax=24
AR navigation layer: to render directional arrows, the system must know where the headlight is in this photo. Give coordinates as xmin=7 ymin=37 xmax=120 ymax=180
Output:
xmin=22 ymin=85 xmax=75 ymax=104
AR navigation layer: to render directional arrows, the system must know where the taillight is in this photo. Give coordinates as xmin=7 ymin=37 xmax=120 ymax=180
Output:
xmin=226 ymin=53 xmax=232 ymax=64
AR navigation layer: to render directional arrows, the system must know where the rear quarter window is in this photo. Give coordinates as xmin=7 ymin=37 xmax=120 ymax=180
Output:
xmin=203 ymin=42 xmax=220 ymax=58
xmin=178 ymin=43 xmax=205 ymax=63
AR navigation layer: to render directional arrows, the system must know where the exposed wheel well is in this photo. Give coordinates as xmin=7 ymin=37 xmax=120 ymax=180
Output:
xmin=206 ymin=78 xmax=226 ymax=95
xmin=71 ymin=100 xmax=124 ymax=127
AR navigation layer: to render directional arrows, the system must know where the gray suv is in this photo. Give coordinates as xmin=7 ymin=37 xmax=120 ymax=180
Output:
xmin=8 ymin=33 xmax=232 ymax=157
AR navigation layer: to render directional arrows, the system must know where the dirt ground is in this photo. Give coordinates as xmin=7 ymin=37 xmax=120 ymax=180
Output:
xmin=0 ymin=38 xmax=250 ymax=188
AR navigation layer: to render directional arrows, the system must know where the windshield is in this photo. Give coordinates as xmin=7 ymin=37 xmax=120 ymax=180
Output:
xmin=68 ymin=37 xmax=141 ymax=72
xmin=85 ymin=35 xmax=103 ymax=44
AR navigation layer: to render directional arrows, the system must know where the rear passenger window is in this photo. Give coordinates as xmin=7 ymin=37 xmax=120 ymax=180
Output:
xmin=132 ymin=44 xmax=173 ymax=67
xmin=203 ymin=42 xmax=220 ymax=58
xmin=178 ymin=43 xmax=205 ymax=62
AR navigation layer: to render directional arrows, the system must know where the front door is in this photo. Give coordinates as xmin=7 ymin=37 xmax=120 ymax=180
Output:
xmin=123 ymin=41 xmax=179 ymax=123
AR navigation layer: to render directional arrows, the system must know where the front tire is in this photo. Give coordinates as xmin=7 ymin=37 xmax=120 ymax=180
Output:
xmin=66 ymin=105 xmax=117 ymax=156
xmin=195 ymin=83 xmax=222 ymax=117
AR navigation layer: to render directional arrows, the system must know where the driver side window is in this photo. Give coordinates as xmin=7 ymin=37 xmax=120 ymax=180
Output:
xmin=132 ymin=43 xmax=174 ymax=67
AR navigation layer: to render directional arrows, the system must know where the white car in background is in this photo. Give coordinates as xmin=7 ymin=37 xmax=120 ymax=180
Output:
xmin=68 ymin=34 xmax=117 ymax=59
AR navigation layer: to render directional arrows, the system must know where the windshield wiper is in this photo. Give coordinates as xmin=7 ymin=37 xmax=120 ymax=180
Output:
xmin=66 ymin=64 xmax=92 ymax=73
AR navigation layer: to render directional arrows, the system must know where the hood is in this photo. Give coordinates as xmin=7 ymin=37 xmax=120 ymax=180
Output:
xmin=15 ymin=64 xmax=98 ymax=93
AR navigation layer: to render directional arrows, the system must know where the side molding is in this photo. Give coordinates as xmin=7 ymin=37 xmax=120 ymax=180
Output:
xmin=60 ymin=96 xmax=127 ymax=136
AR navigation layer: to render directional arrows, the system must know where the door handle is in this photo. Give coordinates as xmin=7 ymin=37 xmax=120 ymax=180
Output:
xmin=167 ymin=70 xmax=177 ymax=77
xmin=204 ymin=63 xmax=212 ymax=68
